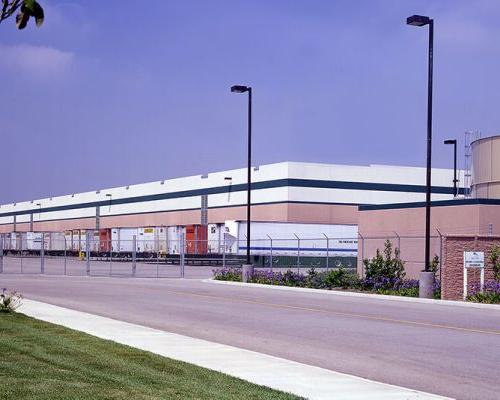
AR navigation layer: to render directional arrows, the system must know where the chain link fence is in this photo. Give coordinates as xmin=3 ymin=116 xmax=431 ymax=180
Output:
xmin=0 ymin=231 xmax=359 ymax=277
xmin=358 ymin=234 xmax=443 ymax=280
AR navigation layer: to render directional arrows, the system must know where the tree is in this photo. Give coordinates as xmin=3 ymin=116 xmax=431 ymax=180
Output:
xmin=1 ymin=0 xmax=44 ymax=29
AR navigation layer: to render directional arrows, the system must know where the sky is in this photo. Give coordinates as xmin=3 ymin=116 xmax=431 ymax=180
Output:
xmin=1 ymin=0 xmax=500 ymax=204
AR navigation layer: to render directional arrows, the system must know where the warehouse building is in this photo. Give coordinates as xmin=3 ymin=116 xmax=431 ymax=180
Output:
xmin=0 ymin=161 xmax=462 ymax=233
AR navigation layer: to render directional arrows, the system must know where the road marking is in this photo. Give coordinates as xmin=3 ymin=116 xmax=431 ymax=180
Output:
xmin=162 ymin=288 xmax=500 ymax=336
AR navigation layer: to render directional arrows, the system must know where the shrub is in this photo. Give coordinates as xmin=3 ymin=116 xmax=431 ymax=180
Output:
xmin=467 ymin=280 xmax=500 ymax=304
xmin=490 ymin=245 xmax=500 ymax=281
xmin=236 ymin=269 xmax=308 ymax=287
xmin=277 ymin=270 xmax=307 ymax=287
xmin=433 ymin=280 xmax=441 ymax=300
xmin=249 ymin=269 xmax=283 ymax=285
xmin=211 ymin=258 xmax=439 ymax=300
xmin=429 ymin=254 xmax=439 ymax=276
xmin=363 ymin=279 xmax=421 ymax=297
xmin=322 ymin=267 xmax=360 ymax=289
xmin=212 ymin=267 xmax=241 ymax=282
xmin=363 ymin=240 xmax=405 ymax=283
xmin=0 ymin=289 xmax=23 ymax=313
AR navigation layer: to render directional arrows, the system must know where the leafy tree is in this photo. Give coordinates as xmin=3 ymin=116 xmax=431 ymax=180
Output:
xmin=1 ymin=0 xmax=44 ymax=29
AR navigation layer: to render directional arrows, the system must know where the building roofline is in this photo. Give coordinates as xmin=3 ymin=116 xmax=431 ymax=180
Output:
xmin=358 ymin=198 xmax=500 ymax=211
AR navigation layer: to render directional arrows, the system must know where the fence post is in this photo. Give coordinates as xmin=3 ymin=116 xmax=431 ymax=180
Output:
xmin=40 ymin=233 xmax=45 ymax=274
xmin=0 ymin=235 xmax=3 ymax=274
xmin=20 ymin=234 xmax=23 ymax=274
xmin=132 ymin=235 xmax=137 ymax=277
xmin=156 ymin=240 xmax=160 ymax=278
xmin=180 ymin=233 xmax=185 ymax=278
xmin=109 ymin=237 xmax=112 ymax=277
xmin=294 ymin=233 xmax=300 ymax=273
xmin=86 ymin=232 xmax=91 ymax=276
xmin=323 ymin=233 xmax=329 ymax=270
xmin=436 ymin=229 xmax=443 ymax=284
xmin=358 ymin=233 xmax=364 ymax=278
xmin=393 ymin=231 xmax=401 ymax=251
xmin=222 ymin=232 xmax=226 ymax=268
xmin=63 ymin=233 xmax=67 ymax=276
xmin=267 ymin=234 xmax=273 ymax=271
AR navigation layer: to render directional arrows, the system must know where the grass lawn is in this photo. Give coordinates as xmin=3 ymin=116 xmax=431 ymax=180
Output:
xmin=0 ymin=312 xmax=302 ymax=400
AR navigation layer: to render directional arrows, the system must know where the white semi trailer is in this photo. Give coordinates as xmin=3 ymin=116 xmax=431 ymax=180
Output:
xmin=223 ymin=221 xmax=358 ymax=257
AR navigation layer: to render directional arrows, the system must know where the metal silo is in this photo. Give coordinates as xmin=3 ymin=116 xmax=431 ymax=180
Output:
xmin=471 ymin=134 xmax=500 ymax=198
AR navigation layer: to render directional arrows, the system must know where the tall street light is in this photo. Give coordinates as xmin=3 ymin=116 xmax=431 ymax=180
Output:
xmin=105 ymin=194 xmax=112 ymax=212
xmin=231 ymin=84 xmax=253 ymax=280
xmin=407 ymin=14 xmax=434 ymax=298
xmin=444 ymin=139 xmax=458 ymax=197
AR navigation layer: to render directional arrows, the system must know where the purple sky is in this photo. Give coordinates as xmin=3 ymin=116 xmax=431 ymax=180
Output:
xmin=1 ymin=0 xmax=499 ymax=203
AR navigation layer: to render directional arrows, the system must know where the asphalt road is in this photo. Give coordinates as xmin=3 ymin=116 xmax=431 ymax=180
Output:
xmin=1 ymin=268 xmax=499 ymax=400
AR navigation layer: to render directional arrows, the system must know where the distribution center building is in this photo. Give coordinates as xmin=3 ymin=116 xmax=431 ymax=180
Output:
xmin=0 ymin=161 xmax=462 ymax=233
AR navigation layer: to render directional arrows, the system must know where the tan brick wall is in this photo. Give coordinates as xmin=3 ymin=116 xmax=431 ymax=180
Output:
xmin=442 ymin=236 xmax=499 ymax=300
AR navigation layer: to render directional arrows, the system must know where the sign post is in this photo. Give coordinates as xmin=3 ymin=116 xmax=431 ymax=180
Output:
xmin=463 ymin=251 xmax=485 ymax=300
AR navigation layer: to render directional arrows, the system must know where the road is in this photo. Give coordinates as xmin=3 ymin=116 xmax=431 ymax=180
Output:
xmin=1 ymin=268 xmax=499 ymax=400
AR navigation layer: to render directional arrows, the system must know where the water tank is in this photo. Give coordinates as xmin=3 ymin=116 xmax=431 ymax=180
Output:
xmin=471 ymin=134 xmax=500 ymax=198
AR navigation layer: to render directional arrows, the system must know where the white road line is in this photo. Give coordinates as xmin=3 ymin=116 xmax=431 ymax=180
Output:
xmin=18 ymin=299 xmax=452 ymax=400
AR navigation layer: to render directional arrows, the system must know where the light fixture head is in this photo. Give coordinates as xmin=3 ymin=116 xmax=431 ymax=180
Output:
xmin=231 ymin=85 xmax=250 ymax=93
xmin=407 ymin=15 xmax=431 ymax=27
xmin=444 ymin=139 xmax=457 ymax=145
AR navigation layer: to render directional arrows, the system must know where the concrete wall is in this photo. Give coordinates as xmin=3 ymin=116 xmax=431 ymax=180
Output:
xmin=441 ymin=236 xmax=499 ymax=300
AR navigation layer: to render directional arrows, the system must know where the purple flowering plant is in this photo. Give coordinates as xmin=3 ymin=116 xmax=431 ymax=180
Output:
xmin=467 ymin=280 xmax=500 ymax=304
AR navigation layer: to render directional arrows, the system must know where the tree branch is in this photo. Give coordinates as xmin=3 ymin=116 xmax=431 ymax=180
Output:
xmin=0 ymin=0 xmax=23 ymax=25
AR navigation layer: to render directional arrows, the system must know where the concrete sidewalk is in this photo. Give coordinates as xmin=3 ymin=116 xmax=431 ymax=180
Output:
xmin=18 ymin=299 xmax=451 ymax=400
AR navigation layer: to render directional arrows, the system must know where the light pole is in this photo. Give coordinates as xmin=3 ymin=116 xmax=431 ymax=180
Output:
xmin=224 ymin=176 xmax=233 ymax=202
xmin=407 ymin=14 xmax=434 ymax=298
xmin=231 ymin=84 xmax=253 ymax=281
xmin=444 ymin=139 xmax=458 ymax=197
xmin=105 ymin=194 xmax=112 ymax=212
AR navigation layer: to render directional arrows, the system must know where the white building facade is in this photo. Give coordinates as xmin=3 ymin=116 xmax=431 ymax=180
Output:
xmin=0 ymin=162 xmax=463 ymax=233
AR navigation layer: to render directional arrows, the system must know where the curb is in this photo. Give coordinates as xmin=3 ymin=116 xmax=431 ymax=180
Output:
xmin=203 ymin=279 xmax=500 ymax=311
xmin=18 ymin=299 xmax=452 ymax=400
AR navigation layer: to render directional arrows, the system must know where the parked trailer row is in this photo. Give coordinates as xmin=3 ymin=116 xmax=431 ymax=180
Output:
xmin=0 ymin=222 xmax=359 ymax=265
xmin=0 ymin=225 xmax=201 ymax=257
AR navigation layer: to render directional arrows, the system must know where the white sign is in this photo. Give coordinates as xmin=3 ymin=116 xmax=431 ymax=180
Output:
xmin=463 ymin=251 xmax=485 ymax=300
xmin=464 ymin=251 xmax=485 ymax=269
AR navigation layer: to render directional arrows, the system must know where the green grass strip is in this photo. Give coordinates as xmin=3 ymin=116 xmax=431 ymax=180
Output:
xmin=0 ymin=313 xmax=302 ymax=400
